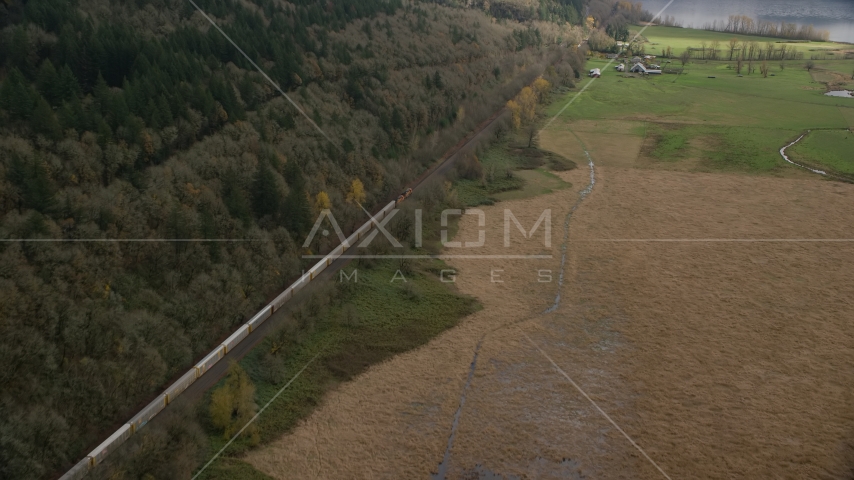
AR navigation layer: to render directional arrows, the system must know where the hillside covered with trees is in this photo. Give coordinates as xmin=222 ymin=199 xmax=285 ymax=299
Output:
xmin=0 ymin=0 xmax=592 ymax=478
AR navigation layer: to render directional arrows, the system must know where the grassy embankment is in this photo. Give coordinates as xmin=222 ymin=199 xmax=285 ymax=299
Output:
xmin=454 ymin=137 xmax=577 ymax=207
xmin=194 ymin=47 xmax=591 ymax=480
xmin=201 ymin=135 xmax=579 ymax=479
xmin=542 ymin=27 xmax=854 ymax=176
xmin=199 ymin=257 xmax=481 ymax=479
xmin=198 ymin=123 xmax=584 ymax=477
xmin=454 ymin=81 xmax=588 ymax=207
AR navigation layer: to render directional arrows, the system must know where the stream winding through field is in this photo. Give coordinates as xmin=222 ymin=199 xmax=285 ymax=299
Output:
xmin=546 ymin=148 xmax=596 ymax=313
xmin=433 ymin=141 xmax=597 ymax=478
xmin=779 ymin=131 xmax=828 ymax=176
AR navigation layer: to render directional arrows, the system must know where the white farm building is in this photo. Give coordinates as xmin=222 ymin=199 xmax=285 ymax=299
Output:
xmin=630 ymin=63 xmax=661 ymax=75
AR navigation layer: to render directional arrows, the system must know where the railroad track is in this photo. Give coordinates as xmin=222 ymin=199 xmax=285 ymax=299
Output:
xmin=59 ymin=104 xmax=510 ymax=480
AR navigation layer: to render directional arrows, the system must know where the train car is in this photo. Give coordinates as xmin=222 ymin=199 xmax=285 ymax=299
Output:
xmin=329 ymin=243 xmax=344 ymax=262
xmin=292 ymin=271 xmax=310 ymax=294
xmin=222 ymin=325 xmax=250 ymax=354
xmin=345 ymin=230 xmax=359 ymax=248
xmin=88 ymin=424 xmax=132 ymax=466
xmin=195 ymin=346 xmax=225 ymax=377
xmin=248 ymin=305 xmax=273 ymax=331
xmin=309 ymin=258 xmax=327 ymax=280
xmin=165 ymin=369 xmax=197 ymax=403
xmin=355 ymin=221 xmax=371 ymax=240
xmin=59 ymin=457 xmax=91 ymax=480
xmin=271 ymin=287 xmax=293 ymax=311
xmin=374 ymin=208 xmax=385 ymax=223
xmin=129 ymin=394 xmax=167 ymax=433
xmin=383 ymin=200 xmax=396 ymax=215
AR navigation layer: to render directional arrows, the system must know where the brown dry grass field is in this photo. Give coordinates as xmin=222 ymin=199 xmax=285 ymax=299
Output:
xmin=247 ymin=118 xmax=854 ymax=479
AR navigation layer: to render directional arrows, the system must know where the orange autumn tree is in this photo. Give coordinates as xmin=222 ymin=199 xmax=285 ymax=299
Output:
xmin=532 ymin=77 xmax=551 ymax=102
xmin=518 ymin=86 xmax=537 ymax=124
xmin=506 ymin=99 xmax=522 ymax=129
xmin=315 ymin=191 xmax=331 ymax=210
xmin=346 ymin=178 xmax=366 ymax=204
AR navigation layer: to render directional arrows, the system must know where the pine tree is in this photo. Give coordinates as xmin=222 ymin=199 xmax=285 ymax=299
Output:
xmin=31 ymin=95 xmax=62 ymax=141
xmin=111 ymin=92 xmax=130 ymax=129
xmin=93 ymin=73 xmax=110 ymax=113
xmin=10 ymin=27 xmax=34 ymax=77
xmin=0 ymin=68 xmax=35 ymax=119
xmin=433 ymin=70 xmax=443 ymax=89
xmin=146 ymin=99 xmax=160 ymax=130
xmin=96 ymin=117 xmax=113 ymax=147
xmin=56 ymin=65 xmax=80 ymax=103
xmin=222 ymin=173 xmax=251 ymax=224
xmin=36 ymin=60 xmax=60 ymax=106
xmin=9 ymin=155 xmax=56 ymax=213
xmin=59 ymin=96 xmax=89 ymax=133
xmin=283 ymin=160 xmax=311 ymax=237
xmin=251 ymin=161 xmax=280 ymax=218
xmin=27 ymin=157 xmax=56 ymax=213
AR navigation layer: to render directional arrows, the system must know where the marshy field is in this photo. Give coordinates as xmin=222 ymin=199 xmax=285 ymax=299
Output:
xmin=244 ymin=26 xmax=854 ymax=479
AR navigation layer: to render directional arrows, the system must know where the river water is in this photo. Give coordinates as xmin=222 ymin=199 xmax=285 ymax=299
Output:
xmin=642 ymin=0 xmax=854 ymax=43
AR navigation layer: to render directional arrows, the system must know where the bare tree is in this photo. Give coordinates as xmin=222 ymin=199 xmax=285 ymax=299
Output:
xmin=710 ymin=40 xmax=720 ymax=60
xmin=700 ymin=40 xmax=707 ymax=60
xmin=761 ymin=60 xmax=769 ymax=78
xmin=805 ymin=60 xmax=815 ymax=72
xmin=526 ymin=124 xmax=539 ymax=148
xmin=680 ymin=49 xmax=691 ymax=66
xmin=728 ymin=37 xmax=738 ymax=60
xmin=765 ymin=42 xmax=774 ymax=61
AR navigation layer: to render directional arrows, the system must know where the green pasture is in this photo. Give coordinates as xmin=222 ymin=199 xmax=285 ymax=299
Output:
xmin=640 ymin=25 xmax=847 ymax=56
xmin=455 ymin=135 xmax=575 ymax=206
xmin=789 ymin=129 xmax=854 ymax=175
xmin=545 ymin=49 xmax=854 ymax=174
xmin=493 ymin=168 xmax=572 ymax=201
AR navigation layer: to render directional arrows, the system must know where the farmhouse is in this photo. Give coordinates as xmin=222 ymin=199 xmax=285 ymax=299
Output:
xmin=615 ymin=64 xmax=625 ymax=72
xmin=630 ymin=63 xmax=662 ymax=75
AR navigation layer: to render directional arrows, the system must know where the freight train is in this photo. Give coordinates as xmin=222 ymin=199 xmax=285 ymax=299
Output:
xmin=61 ymin=189 xmax=413 ymax=479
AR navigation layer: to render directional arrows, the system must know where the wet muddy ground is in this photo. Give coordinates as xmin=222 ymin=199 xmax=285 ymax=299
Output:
xmin=248 ymin=147 xmax=854 ymax=478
